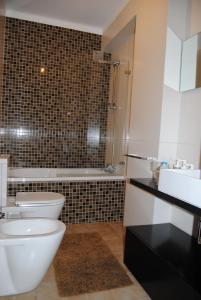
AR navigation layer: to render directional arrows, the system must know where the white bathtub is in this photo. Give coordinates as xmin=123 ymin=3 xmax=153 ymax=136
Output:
xmin=8 ymin=168 xmax=125 ymax=183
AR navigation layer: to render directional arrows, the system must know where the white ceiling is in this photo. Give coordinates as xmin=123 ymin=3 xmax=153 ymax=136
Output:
xmin=5 ymin=0 xmax=129 ymax=34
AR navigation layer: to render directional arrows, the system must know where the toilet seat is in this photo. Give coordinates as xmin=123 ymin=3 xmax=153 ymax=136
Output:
xmin=0 ymin=218 xmax=66 ymax=244
xmin=16 ymin=192 xmax=65 ymax=207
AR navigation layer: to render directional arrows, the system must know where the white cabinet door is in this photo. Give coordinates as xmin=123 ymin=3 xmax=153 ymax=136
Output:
xmin=124 ymin=182 xmax=155 ymax=226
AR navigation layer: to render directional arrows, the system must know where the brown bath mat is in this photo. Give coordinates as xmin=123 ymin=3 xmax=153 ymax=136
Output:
xmin=54 ymin=232 xmax=132 ymax=297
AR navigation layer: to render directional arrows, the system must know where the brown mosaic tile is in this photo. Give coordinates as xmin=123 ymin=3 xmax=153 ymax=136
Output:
xmin=0 ymin=0 xmax=5 ymax=131
xmin=1 ymin=18 xmax=111 ymax=167
xmin=8 ymin=180 xmax=126 ymax=224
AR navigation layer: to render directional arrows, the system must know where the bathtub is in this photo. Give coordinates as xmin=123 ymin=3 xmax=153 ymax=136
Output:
xmin=8 ymin=168 xmax=125 ymax=183
xmin=7 ymin=168 xmax=126 ymax=224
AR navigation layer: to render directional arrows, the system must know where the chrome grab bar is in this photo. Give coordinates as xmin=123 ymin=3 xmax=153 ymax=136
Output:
xmin=125 ymin=154 xmax=157 ymax=161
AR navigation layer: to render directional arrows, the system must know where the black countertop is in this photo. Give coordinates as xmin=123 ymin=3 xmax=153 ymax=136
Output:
xmin=130 ymin=178 xmax=201 ymax=216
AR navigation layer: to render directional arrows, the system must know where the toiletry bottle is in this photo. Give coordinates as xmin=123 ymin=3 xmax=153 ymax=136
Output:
xmin=160 ymin=160 xmax=169 ymax=169
xmin=153 ymin=160 xmax=168 ymax=184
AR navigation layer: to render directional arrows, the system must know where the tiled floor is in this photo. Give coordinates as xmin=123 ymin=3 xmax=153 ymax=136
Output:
xmin=2 ymin=222 xmax=150 ymax=300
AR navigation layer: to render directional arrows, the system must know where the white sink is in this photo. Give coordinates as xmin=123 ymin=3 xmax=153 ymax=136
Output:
xmin=158 ymin=169 xmax=201 ymax=208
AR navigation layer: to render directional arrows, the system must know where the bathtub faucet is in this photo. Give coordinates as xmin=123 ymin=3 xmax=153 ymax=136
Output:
xmin=0 ymin=211 xmax=5 ymax=219
xmin=104 ymin=165 xmax=116 ymax=174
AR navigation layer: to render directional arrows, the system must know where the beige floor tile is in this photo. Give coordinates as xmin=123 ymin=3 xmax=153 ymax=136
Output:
xmin=36 ymin=285 xmax=59 ymax=300
xmin=69 ymin=224 xmax=92 ymax=234
xmin=88 ymin=226 xmax=116 ymax=239
xmin=40 ymin=266 xmax=56 ymax=285
xmin=65 ymin=294 xmax=89 ymax=300
xmin=99 ymin=230 xmax=120 ymax=241
xmin=109 ymin=222 xmax=124 ymax=235
xmin=11 ymin=290 xmax=37 ymax=300
xmin=69 ymin=223 xmax=118 ymax=238
xmin=105 ymin=238 xmax=123 ymax=253
xmin=112 ymin=251 xmax=124 ymax=263
xmin=111 ymin=285 xmax=149 ymax=300
xmin=36 ymin=274 xmax=59 ymax=300
xmin=64 ymin=225 xmax=72 ymax=234
xmin=69 ymin=222 xmax=121 ymax=234
xmin=87 ymin=290 xmax=114 ymax=300
xmin=126 ymin=271 xmax=139 ymax=284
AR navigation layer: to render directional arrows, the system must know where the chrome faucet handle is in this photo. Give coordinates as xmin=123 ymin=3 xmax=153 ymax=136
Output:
xmin=0 ymin=212 xmax=5 ymax=219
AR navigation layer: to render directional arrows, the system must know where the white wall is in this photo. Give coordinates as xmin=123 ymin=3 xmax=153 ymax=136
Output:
xmin=159 ymin=0 xmax=201 ymax=236
xmin=164 ymin=28 xmax=182 ymax=91
xmin=159 ymin=86 xmax=181 ymax=161
xmin=177 ymin=88 xmax=201 ymax=168
xmin=180 ymin=34 xmax=198 ymax=91
xmin=104 ymin=0 xmax=201 ymax=234
xmin=103 ymin=0 xmax=168 ymax=159
xmin=168 ymin=0 xmax=189 ymax=39
xmin=190 ymin=0 xmax=201 ymax=35
xmin=157 ymin=0 xmax=189 ymax=232
xmin=177 ymin=0 xmax=201 ymax=169
xmin=103 ymin=0 xmax=171 ymax=227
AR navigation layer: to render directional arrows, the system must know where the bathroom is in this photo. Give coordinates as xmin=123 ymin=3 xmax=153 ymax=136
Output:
xmin=0 ymin=0 xmax=201 ymax=299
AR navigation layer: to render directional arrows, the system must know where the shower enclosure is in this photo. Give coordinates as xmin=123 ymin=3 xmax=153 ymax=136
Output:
xmin=92 ymin=51 xmax=131 ymax=175
xmin=96 ymin=21 xmax=135 ymax=176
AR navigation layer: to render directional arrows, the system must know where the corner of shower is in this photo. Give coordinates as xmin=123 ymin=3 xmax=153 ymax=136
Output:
xmin=93 ymin=23 xmax=135 ymax=177
xmin=94 ymin=51 xmax=132 ymax=177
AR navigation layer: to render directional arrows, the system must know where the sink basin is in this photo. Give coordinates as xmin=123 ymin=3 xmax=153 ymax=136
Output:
xmin=158 ymin=169 xmax=201 ymax=208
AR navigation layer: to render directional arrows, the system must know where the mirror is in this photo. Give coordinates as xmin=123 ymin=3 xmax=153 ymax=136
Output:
xmin=180 ymin=32 xmax=201 ymax=92
xmin=164 ymin=29 xmax=201 ymax=92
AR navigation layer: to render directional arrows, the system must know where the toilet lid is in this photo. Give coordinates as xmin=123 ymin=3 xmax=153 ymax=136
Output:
xmin=16 ymin=192 xmax=65 ymax=206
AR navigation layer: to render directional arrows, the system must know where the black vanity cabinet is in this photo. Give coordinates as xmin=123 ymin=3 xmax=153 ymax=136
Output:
xmin=124 ymin=179 xmax=201 ymax=300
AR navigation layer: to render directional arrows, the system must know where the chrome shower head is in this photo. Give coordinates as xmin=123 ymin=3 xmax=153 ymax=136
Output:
xmin=93 ymin=51 xmax=120 ymax=66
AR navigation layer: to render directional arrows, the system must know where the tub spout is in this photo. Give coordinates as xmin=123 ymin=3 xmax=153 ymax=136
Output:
xmin=0 ymin=212 xmax=5 ymax=219
xmin=104 ymin=165 xmax=116 ymax=174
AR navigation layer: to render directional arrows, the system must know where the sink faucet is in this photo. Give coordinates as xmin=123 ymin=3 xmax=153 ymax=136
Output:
xmin=173 ymin=159 xmax=194 ymax=170
xmin=0 ymin=211 xmax=5 ymax=219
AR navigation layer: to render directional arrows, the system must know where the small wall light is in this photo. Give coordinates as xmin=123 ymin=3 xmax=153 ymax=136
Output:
xmin=40 ymin=67 xmax=46 ymax=74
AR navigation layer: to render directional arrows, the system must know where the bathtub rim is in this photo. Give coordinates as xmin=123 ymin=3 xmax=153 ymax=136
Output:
xmin=8 ymin=175 xmax=125 ymax=183
xmin=8 ymin=167 xmax=125 ymax=183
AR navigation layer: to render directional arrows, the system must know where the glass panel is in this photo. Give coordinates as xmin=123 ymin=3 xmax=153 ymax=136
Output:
xmin=105 ymin=60 xmax=132 ymax=175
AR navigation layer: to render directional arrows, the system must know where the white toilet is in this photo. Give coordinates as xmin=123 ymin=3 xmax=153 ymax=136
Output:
xmin=0 ymin=218 xmax=66 ymax=296
xmin=4 ymin=192 xmax=65 ymax=219
xmin=0 ymin=158 xmax=66 ymax=296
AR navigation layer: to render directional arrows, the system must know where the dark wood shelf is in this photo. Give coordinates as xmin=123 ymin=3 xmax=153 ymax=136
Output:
xmin=130 ymin=178 xmax=201 ymax=216
xmin=124 ymin=223 xmax=201 ymax=300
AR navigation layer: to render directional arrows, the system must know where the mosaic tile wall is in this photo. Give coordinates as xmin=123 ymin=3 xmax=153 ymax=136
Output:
xmin=8 ymin=180 xmax=125 ymax=224
xmin=0 ymin=0 xmax=5 ymax=125
xmin=1 ymin=18 xmax=110 ymax=168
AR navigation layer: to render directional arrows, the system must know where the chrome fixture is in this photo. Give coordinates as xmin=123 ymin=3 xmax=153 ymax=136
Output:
xmin=173 ymin=159 xmax=194 ymax=170
xmin=104 ymin=165 xmax=116 ymax=174
xmin=108 ymin=102 xmax=118 ymax=111
xmin=0 ymin=212 xmax=5 ymax=219
xmin=198 ymin=218 xmax=201 ymax=245
xmin=125 ymin=154 xmax=157 ymax=161
xmin=93 ymin=50 xmax=120 ymax=66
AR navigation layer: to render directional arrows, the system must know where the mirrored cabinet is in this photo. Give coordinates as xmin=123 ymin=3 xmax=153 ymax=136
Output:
xmin=164 ymin=28 xmax=201 ymax=92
